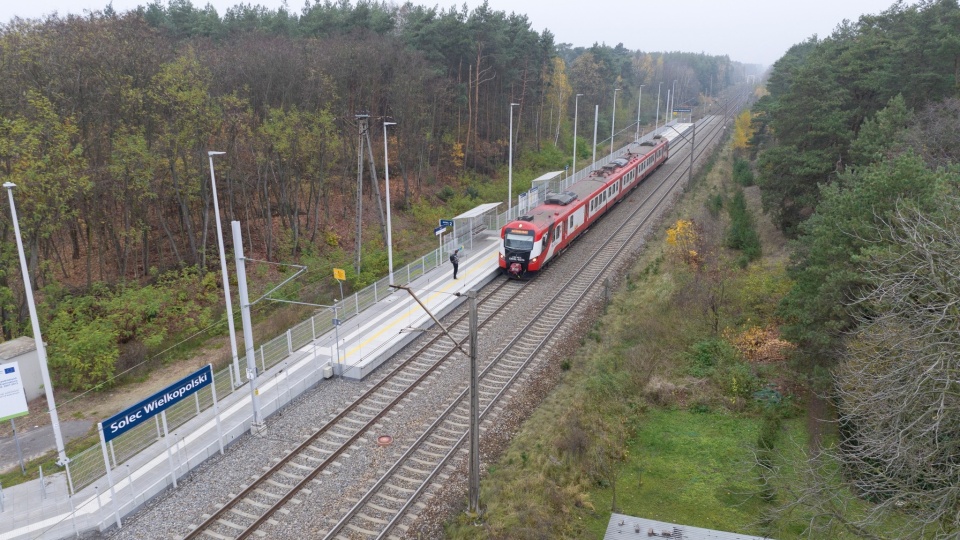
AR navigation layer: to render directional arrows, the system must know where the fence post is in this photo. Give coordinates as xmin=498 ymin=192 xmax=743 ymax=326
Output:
xmin=126 ymin=464 xmax=136 ymax=507
xmin=259 ymin=345 xmax=266 ymax=374
xmin=65 ymin=460 xmax=75 ymax=496
xmin=286 ymin=329 xmax=293 ymax=355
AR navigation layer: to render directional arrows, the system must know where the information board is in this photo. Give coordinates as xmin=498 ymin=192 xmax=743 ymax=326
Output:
xmin=0 ymin=361 xmax=29 ymax=422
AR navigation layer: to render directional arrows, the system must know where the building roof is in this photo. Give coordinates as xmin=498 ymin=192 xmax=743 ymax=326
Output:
xmin=604 ymin=513 xmax=774 ymax=540
xmin=453 ymin=202 xmax=502 ymax=220
xmin=0 ymin=336 xmax=37 ymax=361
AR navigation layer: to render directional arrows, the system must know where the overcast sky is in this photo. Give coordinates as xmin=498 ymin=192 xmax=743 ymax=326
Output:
xmin=1 ymin=0 xmax=904 ymax=67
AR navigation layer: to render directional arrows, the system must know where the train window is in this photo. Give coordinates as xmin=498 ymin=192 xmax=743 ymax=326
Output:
xmin=504 ymin=231 xmax=535 ymax=250
xmin=555 ymin=225 xmax=562 ymax=241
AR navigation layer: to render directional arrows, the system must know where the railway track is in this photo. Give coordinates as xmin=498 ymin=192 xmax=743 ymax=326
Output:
xmin=178 ymin=92 xmax=746 ymax=540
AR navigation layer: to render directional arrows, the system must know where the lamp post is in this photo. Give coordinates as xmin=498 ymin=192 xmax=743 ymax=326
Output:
xmin=573 ymin=93 xmax=583 ymax=178
xmin=635 ymin=84 xmax=645 ymax=141
xmin=610 ymin=88 xmax=620 ymax=157
xmin=655 ymin=82 xmax=662 ymax=131
xmin=3 ymin=182 xmax=68 ymax=466
xmin=672 ymin=80 xmax=677 ymax=122
xmin=666 ymin=90 xmax=671 ymax=126
xmin=592 ymin=105 xmax=599 ymax=165
xmin=508 ymin=103 xmax=519 ymax=219
xmin=383 ymin=121 xmax=397 ymax=285
xmin=207 ymin=151 xmax=242 ymax=386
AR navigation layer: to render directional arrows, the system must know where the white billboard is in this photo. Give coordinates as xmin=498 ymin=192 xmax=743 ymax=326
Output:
xmin=0 ymin=361 xmax=29 ymax=422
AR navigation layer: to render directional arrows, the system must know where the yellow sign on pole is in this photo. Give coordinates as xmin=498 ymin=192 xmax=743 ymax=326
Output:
xmin=333 ymin=268 xmax=346 ymax=281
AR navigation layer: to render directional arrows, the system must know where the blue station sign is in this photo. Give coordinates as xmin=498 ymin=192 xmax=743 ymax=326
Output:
xmin=439 ymin=219 xmax=454 ymax=227
xmin=101 ymin=365 xmax=213 ymax=442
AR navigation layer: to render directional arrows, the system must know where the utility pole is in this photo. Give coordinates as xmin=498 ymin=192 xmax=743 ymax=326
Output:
xmin=391 ymin=285 xmax=480 ymax=514
xmin=689 ymin=122 xmax=696 ymax=186
xmin=232 ymin=221 xmax=263 ymax=429
xmin=355 ymin=114 xmax=365 ymax=274
xmin=354 ymin=112 xmax=388 ymax=275
xmin=467 ymin=290 xmax=480 ymax=514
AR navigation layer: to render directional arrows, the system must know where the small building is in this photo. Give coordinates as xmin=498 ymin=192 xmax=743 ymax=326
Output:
xmin=0 ymin=336 xmax=42 ymax=402
xmin=604 ymin=513 xmax=774 ymax=540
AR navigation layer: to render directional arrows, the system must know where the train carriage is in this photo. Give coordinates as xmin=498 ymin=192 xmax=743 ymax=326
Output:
xmin=499 ymin=136 xmax=669 ymax=277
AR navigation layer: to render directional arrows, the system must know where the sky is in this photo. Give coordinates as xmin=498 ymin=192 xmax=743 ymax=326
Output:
xmin=0 ymin=0 xmax=904 ymax=67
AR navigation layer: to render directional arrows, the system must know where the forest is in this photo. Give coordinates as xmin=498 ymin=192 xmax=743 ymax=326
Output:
xmin=0 ymin=1 xmax=747 ymax=389
xmin=751 ymin=0 xmax=960 ymax=536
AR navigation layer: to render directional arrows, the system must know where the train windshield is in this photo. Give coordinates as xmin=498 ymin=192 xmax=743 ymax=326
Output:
xmin=504 ymin=231 xmax=535 ymax=251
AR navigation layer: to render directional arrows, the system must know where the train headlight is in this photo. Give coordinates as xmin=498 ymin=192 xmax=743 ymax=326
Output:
xmin=499 ymin=252 xmax=504 ymax=260
xmin=530 ymin=256 xmax=538 ymax=264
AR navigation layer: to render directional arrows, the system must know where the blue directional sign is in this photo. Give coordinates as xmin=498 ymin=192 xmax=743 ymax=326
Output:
xmin=434 ymin=226 xmax=446 ymax=236
xmin=439 ymin=219 xmax=454 ymax=227
xmin=101 ymin=365 xmax=213 ymax=442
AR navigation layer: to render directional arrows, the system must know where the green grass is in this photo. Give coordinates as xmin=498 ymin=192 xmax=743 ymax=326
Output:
xmin=584 ymin=409 xmax=801 ymax=538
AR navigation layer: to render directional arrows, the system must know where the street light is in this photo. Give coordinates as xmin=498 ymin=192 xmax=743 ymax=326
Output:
xmin=672 ymin=80 xmax=678 ymax=122
xmin=610 ymin=88 xmax=620 ymax=157
xmin=383 ymin=121 xmax=397 ymax=285
xmin=207 ymin=151 xmax=242 ymax=387
xmin=3 ymin=182 xmax=68 ymax=466
xmin=573 ymin=93 xmax=583 ymax=178
xmin=508 ymin=103 xmax=519 ymax=218
xmin=592 ymin=104 xmax=599 ymax=165
xmin=666 ymin=89 xmax=671 ymax=126
xmin=655 ymin=82 xmax=662 ymax=131
xmin=635 ymin=84 xmax=645 ymax=141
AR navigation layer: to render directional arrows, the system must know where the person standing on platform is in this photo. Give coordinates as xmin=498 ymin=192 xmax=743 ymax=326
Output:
xmin=450 ymin=248 xmax=461 ymax=279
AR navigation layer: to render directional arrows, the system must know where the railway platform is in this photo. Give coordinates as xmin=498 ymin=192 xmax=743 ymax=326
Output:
xmin=0 ymin=231 xmax=503 ymax=540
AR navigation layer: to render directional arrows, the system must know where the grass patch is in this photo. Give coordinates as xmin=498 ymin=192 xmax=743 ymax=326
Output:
xmin=583 ymin=409 xmax=803 ymax=537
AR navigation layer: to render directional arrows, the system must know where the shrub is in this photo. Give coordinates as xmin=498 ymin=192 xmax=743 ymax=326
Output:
xmin=436 ymin=185 xmax=455 ymax=202
xmin=726 ymin=189 xmax=761 ymax=266
xmin=707 ymin=193 xmax=723 ymax=217
xmin=686 ymin=338 xmax=738 ymax=377
xmin=733 ymin=158 xmax=755 ymax=186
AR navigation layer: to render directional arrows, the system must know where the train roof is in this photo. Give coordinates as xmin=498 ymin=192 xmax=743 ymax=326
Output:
xmin=506 ymin=137 xmax=667 ymax=234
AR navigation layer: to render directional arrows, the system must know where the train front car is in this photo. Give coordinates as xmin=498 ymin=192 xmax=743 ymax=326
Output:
xmin=499 ymin=221 xmax=542 ymax=278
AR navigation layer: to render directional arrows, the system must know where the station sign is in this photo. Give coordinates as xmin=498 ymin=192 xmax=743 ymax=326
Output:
xmin=101 ymin=364 xmax=213 ymax=442
xmin=439 ymin=219 xmax=453 ymax=227
xmin=434 ymin=226 xmax=446 ymax=236
xmin=673 ymin=108 xmax=691 ymax=113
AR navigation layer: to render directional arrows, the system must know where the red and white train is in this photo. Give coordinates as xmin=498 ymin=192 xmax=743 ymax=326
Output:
xmin=499 ymin=136 xmax=669 ymax=277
